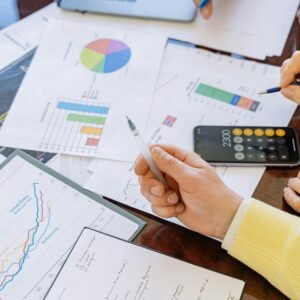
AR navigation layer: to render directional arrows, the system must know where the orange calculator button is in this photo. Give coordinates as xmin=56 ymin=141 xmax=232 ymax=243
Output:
xmin=265 ymin=129 xmax=275 ymax=137
xmin=243 ymin=129 xmax=253 ymax=136
xmin=233 ymin=128 xmax=243 ymax=136
xmin=276 ymin=129 xmax=286 ymax=137
xmin=254 ymin=129 xmax=264 ymax=136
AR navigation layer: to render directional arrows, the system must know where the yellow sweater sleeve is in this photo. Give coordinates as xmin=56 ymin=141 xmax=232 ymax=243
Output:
xmin=227 ymin=199 xmax=300 ymax=300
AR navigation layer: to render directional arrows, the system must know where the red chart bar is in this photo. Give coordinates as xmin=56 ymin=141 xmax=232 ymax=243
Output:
xmin=86 ymin=138 xmax=100 ymax=147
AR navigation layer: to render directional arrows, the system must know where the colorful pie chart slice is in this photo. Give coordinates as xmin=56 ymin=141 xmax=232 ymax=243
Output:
xmin=80 ymin=39 xmax=131 ymax=74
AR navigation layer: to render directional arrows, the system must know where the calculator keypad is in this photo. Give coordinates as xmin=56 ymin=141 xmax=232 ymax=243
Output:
xmin=232 ymin=128 xmax=290 ymax=162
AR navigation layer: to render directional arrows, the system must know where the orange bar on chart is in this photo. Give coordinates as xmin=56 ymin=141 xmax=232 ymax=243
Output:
xmin=86 ymin=138 xmax=100 ymax=147
xmin=237 ymin=97 xmax=254 ymax=110
xmin=80 ymin=126 xmax=103 ymax=136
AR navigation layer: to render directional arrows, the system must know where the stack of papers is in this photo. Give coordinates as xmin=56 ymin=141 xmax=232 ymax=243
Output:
xmin=0 ymin=3 xmax=299 ymax=298
xmin=0 ymin=20 xmax=297 ymax=227
xmin=84 ymin=44 xmax=297 ymax=226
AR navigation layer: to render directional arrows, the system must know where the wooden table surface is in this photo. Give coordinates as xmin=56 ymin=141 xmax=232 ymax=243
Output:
xmin=14 ymin=1 xmax=300 ymax=299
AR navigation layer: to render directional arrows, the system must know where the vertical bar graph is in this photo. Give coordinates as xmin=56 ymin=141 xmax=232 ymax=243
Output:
xmin=195 ymin=83 xmax=260 ymax=112
xmin=40 ymin=99 xmax=110 ymax=154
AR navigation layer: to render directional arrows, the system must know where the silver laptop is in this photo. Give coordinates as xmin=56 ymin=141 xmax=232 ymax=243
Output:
xmin=57 ymin=0 xmax=197 ymax=22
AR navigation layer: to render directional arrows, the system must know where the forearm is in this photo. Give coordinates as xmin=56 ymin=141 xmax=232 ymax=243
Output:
xmin=222 ymin=198 xmax=300 ymax=299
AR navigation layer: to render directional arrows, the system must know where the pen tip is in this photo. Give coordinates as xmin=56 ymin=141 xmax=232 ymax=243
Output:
xmin=258 ymin=91 xmax=266 ymax=95
xmin=126 ymin=116 xmax=136 ymax=131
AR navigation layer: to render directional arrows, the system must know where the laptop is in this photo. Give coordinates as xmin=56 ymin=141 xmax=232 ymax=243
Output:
xmin=57 ymin=0 xmax=197 ymax=22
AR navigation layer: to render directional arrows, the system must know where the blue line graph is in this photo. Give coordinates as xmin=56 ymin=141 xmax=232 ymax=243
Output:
xmin=0 ymin=183 xmax=50 ymax=291
xmin=31 ymin=207 xmax=51 ymax=252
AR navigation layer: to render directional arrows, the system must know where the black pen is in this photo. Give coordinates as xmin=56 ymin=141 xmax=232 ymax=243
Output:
xmin=259 ymin=81 xmax=300 ymax=95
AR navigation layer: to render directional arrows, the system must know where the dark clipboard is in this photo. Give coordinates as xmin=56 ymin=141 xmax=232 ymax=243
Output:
xmin=0 ymin=150 xmax=146 ymax=241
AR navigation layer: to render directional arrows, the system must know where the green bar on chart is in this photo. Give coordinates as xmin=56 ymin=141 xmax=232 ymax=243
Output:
xmin=195 ymin=83 xmax=234 ymax=104
xmin=67 ymin=114 xmax=106 ymax=125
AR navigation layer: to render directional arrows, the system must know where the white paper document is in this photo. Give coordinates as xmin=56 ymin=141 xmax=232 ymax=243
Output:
xmin=0 ymin=0 xmax=298 ymax=71
xmin=59 ymin=154 xmax=94 ymax=186
xmin=45 ymin=228 xmax=245 ymax=300
xmin=28 ymin=0 xmax=299 ymax=60
xmin=45 ymin=154 xmax=93 ymax=186
xmin=0 ymin=4 xmax=56 ymax=71
xmin=0 ymin=153 xmax=144 ymax=300
xmin=0 ymin=20 xmax=167 ymax=161
xmin=85 ymin=44 xmax=297 ymax=228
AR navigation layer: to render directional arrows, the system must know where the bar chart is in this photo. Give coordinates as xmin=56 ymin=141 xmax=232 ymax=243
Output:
xmin=40 ymin=100 xmax=110 ymax=154
xmin=195 ymin=83 xmax=260 ymax=112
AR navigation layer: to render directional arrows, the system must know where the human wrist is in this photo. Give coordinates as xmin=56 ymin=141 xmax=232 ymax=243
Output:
xmin=215 ymin=194 xmax=243 ymax=240
xmin=221 ymin=198 xmax=252 ymax=250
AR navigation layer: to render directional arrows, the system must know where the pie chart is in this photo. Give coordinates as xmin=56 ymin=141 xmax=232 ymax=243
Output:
xmin=80 ymin=39 xmax=131 ymax=74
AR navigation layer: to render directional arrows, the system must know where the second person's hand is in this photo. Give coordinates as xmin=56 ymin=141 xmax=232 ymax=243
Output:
xmin=283 ymin=171 xmax=300 ymax=213
xmin=194 ymin=0 xmax=213 ymax=20
xmin=280 ymin=51 xmax=300 ymax=104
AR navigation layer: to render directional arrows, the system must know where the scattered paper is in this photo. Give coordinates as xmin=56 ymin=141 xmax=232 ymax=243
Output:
xmin=45 ymin=228 xmax=245 ymax=300
xmin=85 ymin=44 xmax=297 ymax=228
xmin=0 ymin=153 xmax=143 ymax=299
xmin=0 ymin=20 xmax=167 ymax=161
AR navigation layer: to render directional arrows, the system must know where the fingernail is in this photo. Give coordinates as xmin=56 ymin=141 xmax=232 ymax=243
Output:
xmin=151 ymin=186 xmax=162 ymax=197
xmin=167 ymin=193 xmax=178 ymax=204
xmin=284 ymin=187 xmax=289 ymax=193
xmin=281 ymin=88 xmax=294 ymax=98
xmin=202 ymin=6 xmax=209 ymax=18
xmin=176 ymin=203 xmax=185 ymax=214
xmin=151 ymin=147 xmax=162 ymax=160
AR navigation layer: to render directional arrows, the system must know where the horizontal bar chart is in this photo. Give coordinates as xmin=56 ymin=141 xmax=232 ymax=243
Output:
xmin=40 ymin=99 xmax=110 ymax=152
xmin=195 ymin=83 xmax=260 ymax=112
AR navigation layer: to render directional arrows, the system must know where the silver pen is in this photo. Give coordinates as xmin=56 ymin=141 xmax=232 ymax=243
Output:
xmin=126 ymin=116 xmax=168 ymax=188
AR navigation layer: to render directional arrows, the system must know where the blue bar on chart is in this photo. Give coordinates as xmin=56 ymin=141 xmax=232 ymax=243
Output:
xmin=57 ymin=101 xmax=109 ymax=115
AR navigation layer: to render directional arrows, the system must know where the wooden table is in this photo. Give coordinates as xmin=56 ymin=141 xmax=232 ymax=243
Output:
xmin=14 ymin=1 xmax=300 ymax=299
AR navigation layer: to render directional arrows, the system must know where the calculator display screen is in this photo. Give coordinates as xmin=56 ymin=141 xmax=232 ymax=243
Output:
xmin=194 ymin=126 xmax=300 ymax=165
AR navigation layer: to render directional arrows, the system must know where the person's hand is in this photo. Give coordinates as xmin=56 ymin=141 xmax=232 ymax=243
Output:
xmin=194 ymin=0 xmax=213 ymax=20
xmin=283 ymin=171 xmax=300 ymax=213
xmin=134 ymin=144 xmax=243 ymax=240
xmin=280 ymin=51 xmax=300 ymax=104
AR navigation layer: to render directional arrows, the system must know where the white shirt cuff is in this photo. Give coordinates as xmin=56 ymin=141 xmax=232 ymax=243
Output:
xmin=221 ymin=198 xmax=252 ymax=251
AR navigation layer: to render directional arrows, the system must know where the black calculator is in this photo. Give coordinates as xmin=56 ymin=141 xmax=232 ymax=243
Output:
xmin=194 ymin=126 xmax=300 ymax=167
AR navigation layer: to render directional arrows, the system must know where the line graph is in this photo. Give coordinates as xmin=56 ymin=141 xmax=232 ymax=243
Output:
xmin=0 ymin=183 xmax=50 ymax=291
xmin=0 ymin=155 xmax=139 ymax=300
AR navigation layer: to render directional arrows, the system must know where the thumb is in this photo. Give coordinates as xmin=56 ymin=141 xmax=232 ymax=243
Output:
xmin=151 ymin=147 xmax=189 ymax=182
xmin=281 ymin=85 xmax=300 ymax=104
